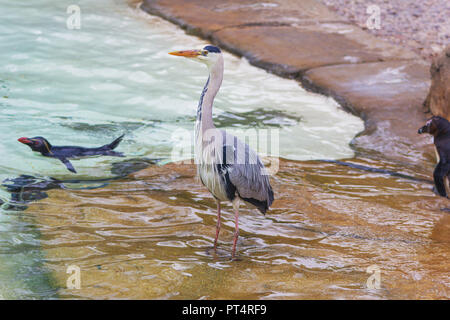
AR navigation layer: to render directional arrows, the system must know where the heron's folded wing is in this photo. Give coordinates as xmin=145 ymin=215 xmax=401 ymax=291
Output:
xmin=220 ymin=132 xmax=273 ymax=205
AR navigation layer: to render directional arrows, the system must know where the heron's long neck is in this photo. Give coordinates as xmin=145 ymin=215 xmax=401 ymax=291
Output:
xmin=196 ymin=57 xmax=223 ymax=138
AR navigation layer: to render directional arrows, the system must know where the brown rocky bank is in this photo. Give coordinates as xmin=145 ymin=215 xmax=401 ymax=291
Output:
xmin=318 ymin=0 xmax=450 ymax=61
xmin=424 ymin=45 xmax=450 ymax=119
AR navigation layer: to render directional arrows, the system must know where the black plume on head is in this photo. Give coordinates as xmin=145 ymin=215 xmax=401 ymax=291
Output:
xmin=32 ymin=136 xmax=51 ymax=146
xmin=203 ymin=45 xmax=221 ymax=53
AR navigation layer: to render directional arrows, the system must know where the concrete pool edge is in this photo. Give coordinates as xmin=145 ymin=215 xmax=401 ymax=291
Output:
xmin=139 ymin=0 xmax=432 ymax=163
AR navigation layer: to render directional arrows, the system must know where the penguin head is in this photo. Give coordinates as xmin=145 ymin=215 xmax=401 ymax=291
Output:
xmin=18 ymin=136 xmax=52 ymax=154
xmin=418 ymin=116 xmax=450 ymax=136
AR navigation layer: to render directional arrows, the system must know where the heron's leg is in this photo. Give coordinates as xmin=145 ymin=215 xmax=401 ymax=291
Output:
xmin=231 ymin=199 xmax=240 ymax=258
xmin=214 ymin=201 xmax=221 ymax=249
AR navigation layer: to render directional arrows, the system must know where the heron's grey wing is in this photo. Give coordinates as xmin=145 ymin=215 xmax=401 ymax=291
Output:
xmin=220 ymin=131 xmax=274 ymax=213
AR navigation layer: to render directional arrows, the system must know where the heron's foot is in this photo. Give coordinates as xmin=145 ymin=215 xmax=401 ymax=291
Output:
xmin=230 ymin=255 xmax=242 ymax=262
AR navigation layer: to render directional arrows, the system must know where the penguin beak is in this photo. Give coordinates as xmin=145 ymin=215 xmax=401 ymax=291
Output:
xmin=18 ymin=137 xmax=32 ymax=144
xmin=168 ymin=49 xmax=203 ymax=58
xmin=418 ymin=126 xmax=427 ymax=134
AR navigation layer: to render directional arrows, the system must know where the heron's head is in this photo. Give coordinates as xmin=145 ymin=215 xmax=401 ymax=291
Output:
xmin=18 ymin=136 xmax=52 ymax=154
xmin=169 ymin=45 xmax=222 ymax=68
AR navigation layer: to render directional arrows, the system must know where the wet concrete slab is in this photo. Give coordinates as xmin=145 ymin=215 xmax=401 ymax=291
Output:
xmin=212 ymin=24 xmax=418 ymax=77
xmin=302 ymin=60 xmax=431 ymax=162
xmin=142 ymin=0 xmax=418 ymax=77
xmin=141 ymin=0 xmax=348 ymax=38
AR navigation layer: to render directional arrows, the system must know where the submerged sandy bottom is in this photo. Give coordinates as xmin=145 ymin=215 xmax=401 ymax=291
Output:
xmin=23 ymin=157 xmax=449 ymax=299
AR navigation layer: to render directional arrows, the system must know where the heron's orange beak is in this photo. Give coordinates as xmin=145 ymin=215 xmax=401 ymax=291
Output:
xmin=169 ymin=49 xmax=202 ymax=57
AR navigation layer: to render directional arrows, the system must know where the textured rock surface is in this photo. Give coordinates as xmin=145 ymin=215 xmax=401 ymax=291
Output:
xmin=303 ymin=60 xmax=431 ymax=162
xmin=319 ymin=0 xmax=450 ymax=61
xmin=142 ymin=0 xmax=418 ymax=78
xmin=141 ymin=0 xmax=348 ymax=38
xmin=424 ymin=45 xmax=450 ymax=119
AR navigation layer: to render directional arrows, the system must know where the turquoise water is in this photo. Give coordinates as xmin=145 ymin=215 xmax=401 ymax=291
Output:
xmin=0 ymin=0 xmax=363 ymax=298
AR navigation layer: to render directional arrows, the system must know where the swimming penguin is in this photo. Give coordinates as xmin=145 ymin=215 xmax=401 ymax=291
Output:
xmin=418 ymin=116 xmax=450 ymax=197
xmin=18 ymin=135 xmax=125 ymax=173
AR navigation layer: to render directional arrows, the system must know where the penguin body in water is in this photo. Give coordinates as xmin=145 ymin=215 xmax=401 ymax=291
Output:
xmin=18 ymin=135 xmax=125 ymax=173
xmin=418 ymin=116 xmax=450 ymax=197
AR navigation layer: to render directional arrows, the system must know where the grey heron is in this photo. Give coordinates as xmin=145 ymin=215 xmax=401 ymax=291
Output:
xmin=169 ymin=45 xmax=274 ymax=258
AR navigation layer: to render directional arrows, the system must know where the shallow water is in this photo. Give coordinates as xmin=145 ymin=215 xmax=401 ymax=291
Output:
xmin=28 ymin=158 xmax=450 ymax=299
xmin=0 ymin=0 xmax=448 ymax=299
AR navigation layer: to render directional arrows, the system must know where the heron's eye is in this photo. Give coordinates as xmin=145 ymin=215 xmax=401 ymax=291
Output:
xmin=201 ymin=50 xmax=208 ymax=56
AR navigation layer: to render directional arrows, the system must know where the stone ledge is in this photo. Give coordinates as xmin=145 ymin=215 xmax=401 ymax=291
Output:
xmin=302 ymin=60 xmax=431 ymax=161
xmin=141 ymin=0 xmax=348 ymax=38
xmin=142 ymin=0 xmax=419 ymax=77
xmin=212 ymin=24 xmax=418 ymax=78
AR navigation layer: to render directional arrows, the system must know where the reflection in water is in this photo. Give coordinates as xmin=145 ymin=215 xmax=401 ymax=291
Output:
xmin=2 ymin=175 xmax=62 ymax=211
xmin=1 ymin=158 xmax=158 ymax=211
xmin=203 ymin=108 xmax=302 ymax=128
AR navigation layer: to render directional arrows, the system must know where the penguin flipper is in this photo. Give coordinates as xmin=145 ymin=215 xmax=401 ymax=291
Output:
xmin=58 ymin=157 xmax=77 ymax=173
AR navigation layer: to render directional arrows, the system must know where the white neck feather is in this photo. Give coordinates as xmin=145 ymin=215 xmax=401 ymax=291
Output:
xmin=195 ymin=55 xmax=223 ymax=140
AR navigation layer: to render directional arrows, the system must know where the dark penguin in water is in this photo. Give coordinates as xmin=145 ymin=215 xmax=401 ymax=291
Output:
xmin=418 ymin=116 xmax=450 ymax=197
xmin=18 ymin=135 xmax=125 ymax=173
